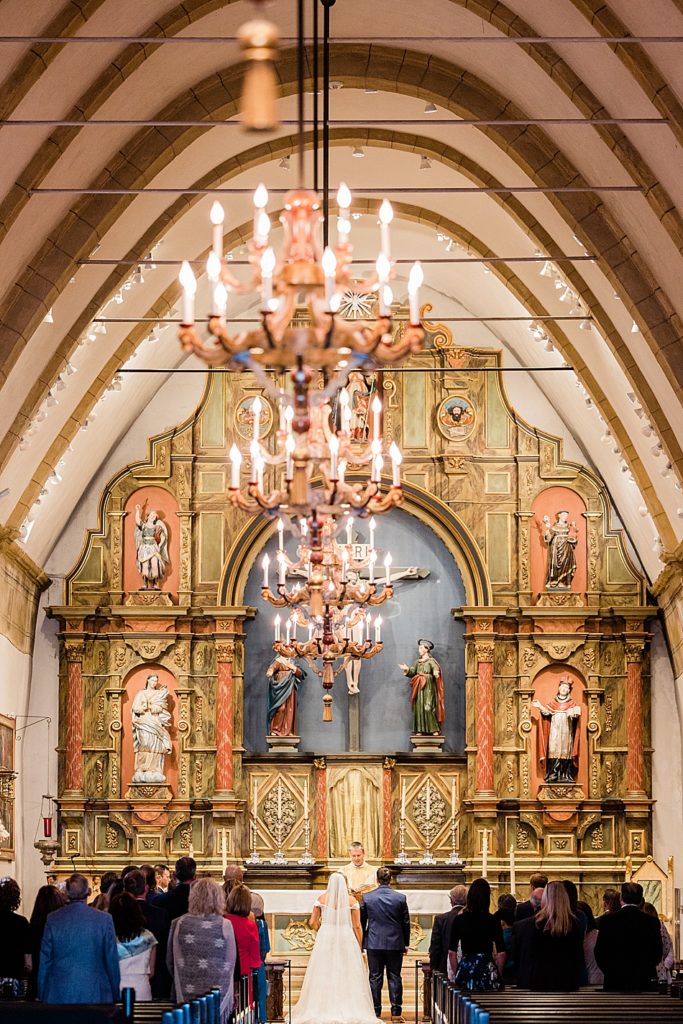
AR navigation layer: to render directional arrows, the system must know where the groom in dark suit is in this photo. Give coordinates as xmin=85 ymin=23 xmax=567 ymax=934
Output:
xmin=361 ymin=867 xmax=411 ymax=1023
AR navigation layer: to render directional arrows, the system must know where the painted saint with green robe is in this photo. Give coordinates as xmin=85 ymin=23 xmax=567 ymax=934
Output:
xmin=399 ymin=639 xmax=445 ymax=735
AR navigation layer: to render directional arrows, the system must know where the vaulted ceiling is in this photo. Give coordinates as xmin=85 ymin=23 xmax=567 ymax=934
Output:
xmin=0 ymin=0 xmax=681 ymax=580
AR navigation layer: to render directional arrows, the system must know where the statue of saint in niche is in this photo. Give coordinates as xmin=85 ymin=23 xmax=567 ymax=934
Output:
xmin=131 ymin=673 xmax=173 ymax=784
xmin=134 ymin=505 xmax=169 ymax=590
xmin=266 ymin=655 xmax=307 ymax=737
xmin=533 ymin=677 xmax=581 ymax=783
xmin=399 ymin=639 xmax=445 ymax=735
xmin=542 ymin=510 xmax=578 ymax=590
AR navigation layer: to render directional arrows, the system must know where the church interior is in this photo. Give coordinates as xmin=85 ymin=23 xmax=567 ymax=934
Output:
xmin=1 ymin=0 xmax=683 ymax=1013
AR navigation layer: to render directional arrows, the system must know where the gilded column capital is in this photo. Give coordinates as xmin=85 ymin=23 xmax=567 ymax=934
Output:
xmin=383 ymin=756 xmax=396 ymax=771
xmin=625 ymin=641 xmax=645 ymax=663
xmin=65 ymin=642 xmax=86 ymax=662
xmin=215 ymin=640 xmax=236 ymax=662
xmin=314 ymin=757 xmax=327 ymax=770
xmin=475 ymin=641 xmax=495 ymax=664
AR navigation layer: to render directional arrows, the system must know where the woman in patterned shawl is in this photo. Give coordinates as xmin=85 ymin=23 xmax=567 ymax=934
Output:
xmin=167 ymin=878 xmax=236 ymax=1022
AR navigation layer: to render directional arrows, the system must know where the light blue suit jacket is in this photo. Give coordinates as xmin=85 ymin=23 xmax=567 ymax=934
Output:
xmin=38 ymin=900 xmax=121 ymax=1004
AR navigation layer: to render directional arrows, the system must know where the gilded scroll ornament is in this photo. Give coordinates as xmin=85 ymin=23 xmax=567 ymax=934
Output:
xmin=105 ymin=825 xmax=119 ymax=849
xmin=282 ymin=919 xmax=316 ymax=951
xmin=516 ymin=826 xmax=530 ymax=850
xmin=590 ymin=825 xmax=604 ymax=851
xmin=263 ymin=782 xmax=298 ymax=843
xmin=412 ymin=780 xmax=446 ymax=839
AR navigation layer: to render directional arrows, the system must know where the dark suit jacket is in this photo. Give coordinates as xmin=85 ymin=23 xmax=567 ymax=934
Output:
xmin=361 ymin=885 xmax=411 ymax=951
xmin=514 ymin=898 xmax=537 ymax=922
xmin=511 ymin=916 xmax=537 ymax=988
xmin=38 ymin=901 xmax=120 ymax=1004
xmin=164 ymin=881 xmax=191 ymax=920
xmin=429 ymin=907 xmax=463 ymax=974
xmin=137 ymin=897 xmax=171 ymax=999
xmin=594 ymin=904 xmax=663 ymax=991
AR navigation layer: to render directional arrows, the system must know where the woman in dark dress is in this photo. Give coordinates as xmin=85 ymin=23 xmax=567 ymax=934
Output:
xmin=448 ymin=878 xmax=505 ymax=992
xmin=0 ymin=877 xmax=32 ymax=1000
xmin=526 ymin=881 xmax=584 ymax=991
xmin=27 ymin=885 xmax=67 ymax=999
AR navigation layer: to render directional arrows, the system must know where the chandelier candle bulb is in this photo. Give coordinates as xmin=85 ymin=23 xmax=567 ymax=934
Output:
xmin=253 ymin=183 xmax=268 ymax=235
xmin=249 ymin=442 xmax=259 ymax=484
xmin=262 ymin=553 xmax=270 ymax=587
xmin=229 ymin=444 xmax=242 ymax=488
xmin=260 ymin=247 xmax=276 ymax=307
xmin=338 ymin=458 xmax=346 ymax=484
xmin=322 ymin=247 xmax=337 ymax=308
xmin=213 ymin=282 xmax=228 ymax=318
xmin=379 ymin=199 xmax=394 ymax=258
xmin=285 ymin=435 xmax=295 ymax=480
xmin=337 ymin=182 xmax=351 ymax=219
xmin=346 ymin=516 xmax=354 ymax=545
xmin=274 ymin=614 xmax=281 ymax=641
xmin=178 ymin=261 xmax=197 ymax=325
xmin=372 ymin=397 xmax=382 ymax=440
xmin=384 ymin=552 xmax=392 ymax=584
xmin=255 ymin=210 xmax=271 ymax=247
xmin=291 ymin=615 xmax=297 ymax=640
xmin=369 ymin=551 xmax=375 ymax=583
xmin=278 ymin=553 xmax=286 ymax=586
xmin=206 ymin=251 xmax=221 ymax=283
xmin=256 ymin=455 xmax=264 ymax=493
xmin=366 ymin=614 xmax=372 ymax=642
xmin=252 ymin=397 xmax=262 ymax=441
xmin=389 ymin=442 xmax=402 ymax=486
xmin=328 ymin=433 xmax=339 ymax=479
xmin=210 ymin=201 xmax=225 ymax=258
xmin=286 ymin=618 xmax=291 ymax=643
xmin=375 ymin=615 xmax=382 ymax=643
xmin=369 ymin=516 xmax=376 ymax=550
xmin=277 ymin=517 xmax=284 ymax=552
xmin=408 ymin=262 xmax=424 ymax=324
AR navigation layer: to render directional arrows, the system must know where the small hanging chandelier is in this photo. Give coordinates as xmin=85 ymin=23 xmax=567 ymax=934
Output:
xmin=261 ymin=512 xmax=393 ymax=720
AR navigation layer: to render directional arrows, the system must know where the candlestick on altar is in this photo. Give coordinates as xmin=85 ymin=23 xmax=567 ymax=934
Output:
xmin=270 ymin=778 xmax=288 ymax=865
xmin=445 ymin=777 xmax=464 ymax=866
xmin=220 ymin=828 xmax=228 ymax=875
xmin=246 ymin=777 xmax=262 ymax=864
xmin=298 ymin=778 xmax=315 ymax=865
xmin=481 ymin=829 xmax=489 ymax=878
xmin=509 ymin=845 xmax=516 ymax=897
xmin=419 ymin=780 xmax=436 ymax=865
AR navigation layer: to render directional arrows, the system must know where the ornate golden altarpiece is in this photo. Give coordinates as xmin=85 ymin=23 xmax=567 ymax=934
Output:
xmin=48 ymin=323 xmax=654 ymax=906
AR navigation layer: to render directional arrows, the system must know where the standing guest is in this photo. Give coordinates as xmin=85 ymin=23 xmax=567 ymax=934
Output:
xmin=226 ymin=884 xmax=262 ymax=1004
xmin=154 ymin=864 xmax=171 ymax=894
xmin=90 ymin=871 xmax=119 ymax=910
xmin=165 ymin=856 xmax=197 ymax=920
xmin=642 ymin=903 xmax=674 ymax=983
xmin=599 ymin=888 xmax=621 ymax=919
xmin=109 ymin=892 xmax=157 ymax=1000
xmin=561 ymin=880 xmax=587 ymax=983
xmin=519 ymin=881 xmax=583 ymax=991
xmin=123 ymin=869 xmax=171 ymax=999
xmin=27 ymin=884 xmax=67 ymax=999
xmin=594 ymin=882 xmax=662 ymax=991
xmin=38 ymin=872 xmax=120 ymax=1003
xmin=448 ymin=878 xmax=505 ymax=993
xmin=493 ymin=894 xmax=517 ymax=986
xmin=361 ymin=867 xmax=411 ymax=1023
xmin=577 ymin=901 xmax=603 ymax=986
xmin=168 ymin=878 xmax=236 ymax=1023
xmin=223 ymin=864 xmax=246 ymax=903
xmin=121 ymin=865 xmax=139 ymax=880
xmin=515 ymin=873 xmax=548 ymax=922
xmin=0 ymin=877 xmax=32 ymax=1000
xmin=429 ymin=884 xmax=467 ymax=976
xmin=251 ymin=893 xmax=271 ymax=1023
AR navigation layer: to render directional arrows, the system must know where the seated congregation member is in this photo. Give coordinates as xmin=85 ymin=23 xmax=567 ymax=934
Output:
xmin=124 ymin=868 xmax=171 ymax=999
xmin=27 ymin=884 xmax=67 ymax=999
xmin=168 ymin=878 xmax=236 ymax=1023
xmin=448 ymin=878 xmax=505 ymax=993
xmin=165 ymin=856 xmax=196 ymax=920
xmin=493 ymin=894 xmax=517 ymax=986
xmin=515 ymin=872 xmax=548 ymax=922
xmin=561 ymin=880 xmax=587 ymax=984
xmin=513 ymin=880 xmax=583 ymax=991
xmin=0 ymin=877 xmax=31 ymax=1000
xmin=594 ymin=882 xmax=662 ymax=991
xmin=577 ymin=901 xmax=603 ymax=986
xmin=226 ymin=883 xmax=262 ymax=1004
xmin=38 ymin=872 xmax=120 ymax=1004
xmin=110 ymin=892 xmax=157 ymax=1001
xmin=642 ymin=902 xmax=674 ymax=984
xmin=429 ymin=884 xmax=467 ymax=977
xmin=251 ymin=892 xmax=271 ymax=1023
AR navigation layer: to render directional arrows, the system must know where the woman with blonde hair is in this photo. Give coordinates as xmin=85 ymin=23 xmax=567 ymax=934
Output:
xmin=516 ymin=880 xmax=583 ymax=990
xmin=167 ymin=878 xmax=236 ymax=1022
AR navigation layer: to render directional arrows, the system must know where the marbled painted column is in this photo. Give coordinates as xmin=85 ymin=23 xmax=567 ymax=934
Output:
xmin=65 ymin=643 xmax=85 ymax=793
xmin=475 ymin=642 xmax=495 ymax=795
xmin=625 ymin=642 xmax=646 ymax=795
xmin=314 ymin=757 xmax=327 ymax=861
xmin=382 ymin=758 xmax=395 ymax=862
xmin=215 ymin=641 xmax=235 ymax=793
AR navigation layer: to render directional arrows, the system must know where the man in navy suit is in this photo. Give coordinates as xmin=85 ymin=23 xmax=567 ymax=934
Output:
xmin=595 ymin=881 xmax=663 ymax=990
xmin=38 ymin=873 xmax=120 ymax=1003
xmin=361 ymin=867 xmax=411 ymax=1023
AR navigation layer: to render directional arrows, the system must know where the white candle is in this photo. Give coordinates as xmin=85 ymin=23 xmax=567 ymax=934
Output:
xmin=369 ymin=516 xmax=376 ymax=550
xmin=304 ymin=779 xmax=309 ymax=818
xmin=401 ymin=779 xmax=406 ymax=819
xmin=339 ymin=459 xmax=346 ymax=484
xmin=277 ymin=780 xmax=282 ymax=819
xmin=278 ymin=553 xmax=286 ymax=586
xmin=408 ymin=261 xmax=424 ymax=325
xmin=253 ymin=778 xmax=258 ymax=815
xmin=322 ymin=247 xmax=337 ymax=308
xmin=346 ymin=516 xmax=354 ymax=545
xmin=337 ymin=182 xmax=351 ymax=244
xmin=252 ymin=397 xmax=262 ymax=441
xmin=308 ymin=622 xmax=313 ymax=642
xmin=255 ymin=455 xmax=264 ymax=493
xmin=339 ymin=389 xmax=352 ymax=432
xmin=374 ymin=614 xmax=382 ymax=643
xmin=341 ymin=549 xmax=348 ymax=583
xmin=509 ymin=845 xmax=516 ymax=896
xmin=212 ymin=281 xmax=228 ymax=318
xmin=380 ymin=284 xmax=393 ymax=317
xmin=370 ymin=439 xmax=381 ymax=482
xmin=206 ymin=250 xmax=221 ymax=283
xmin=379 ymin=199 xmax=393 ymax=258
xmin=482 ymin=830 xmax=488 ymax=878
xmin=260 ymin=247 xmax=276 ymax=309
xmin=229 ymin=444 xmax=242 ymax=489
xmin=384 ymin=552 xmax=392 ymax=584
xmin=262 ymin=553 xmax=270 ymax=587
xmin=373 ymin=453 xmax=384 ymax=483
xmin=451 ymin=778 xmax=456 ymax=819
xmin=369 ymin=550 xmax=376 ymax=583
xmin=255 ymin=210 xmax=270 ymax=247
xmin=286 ymin=618 xmax=291 ymax=643
xmin=221 ymin=828 xmax=227 ymax=874
xmin=249 ymin=441 xmax=259 ymax=484
xmin=328 ymin=433 xmax=339 ymax=479
xmin=376 ymin=252 xmax=390 ymax=287
xmin=389 ymin=442 xmax=402 ymax=487
xmin=178 ymin=261 xmax=197 ymax=325
xmin=210 ymin=201 xmax=225 ymax=258
xmin=426 ymin=781 xmax=431 ymax=820
xmin=365 ymin=614 xmax=372 ymax=642
xmin=285 ymin=435 xmax=295 ymax=480
xmin=253 ymin=182 xmax=268 ymax=236
xmin=277 ymin=517 xmax=284 ymax=552
xmin=274 ymin=614 xmax=281 ymax=641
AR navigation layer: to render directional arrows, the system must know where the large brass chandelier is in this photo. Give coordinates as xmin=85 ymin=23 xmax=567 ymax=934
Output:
xmin=177 ymin=0 xmax=428 ymax=716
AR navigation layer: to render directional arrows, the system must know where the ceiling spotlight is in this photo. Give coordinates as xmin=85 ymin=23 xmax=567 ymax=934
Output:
xmin=601 ymin=430 xmax=612 ymax=443
xmin=55 ymin=375 xmax=66 ymax=391
xmin=93 ymin=321 xmax=107 ymax=335
xmin=424 ymin=101 xmax=437 ymax=114
xmin=554 ymin=277 xmax=566 ymax=290
xmin=579 ymin=319 xmax=592 ymax=331
xmin=419 ymin=154 xmax=432 ymax=170
xmin=544 ymin=339 xmax=554 ymax=352
xmin=641 ymin=422 xmax=653 ymax=437
xmin=132 ymin=265 xmax=145 ymax=285
xmin=113 ymin=290 xmax=124 ymax=305
xmin=65 ymin=361 xmax=77 ymax=375
xmin=631 ymin=320 xmax=640 ymax=333
xmin=445 ymin=239 xmax=455 ymax=252
xmin=651 ymin=442 xmax=663 ymax=457
xmin=278 ymin=155 xmax=291 ymax=169
xmin=351 ymin=212 xmax=362 ymax=220
xmin=539 ymin=261 xmax=553 ymax=278
xmin=148 ymin=329 xmax=160 ymax=344
xmin=43 ymin=308 xmax=54 ymax=324
xmin=364 ymin=86 xmax=379 ymax=94
xmin=559 ymin=286 xmax=573 ymax=303
xmin=329 ymin=80 xmax=343 ymax=90
xmin=352 ymin=146 xmax=365 ymax=158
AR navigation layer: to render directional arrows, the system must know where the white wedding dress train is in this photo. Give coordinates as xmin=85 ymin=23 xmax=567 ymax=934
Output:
xmin=291 ymin=874 xmax=378 ymax=1024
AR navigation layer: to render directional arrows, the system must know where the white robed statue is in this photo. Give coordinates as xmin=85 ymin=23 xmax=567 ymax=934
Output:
xmin=134 ymin=505 xmax=169 ymax=590
xmin=131 ymin=674 xmax=173 ymax=783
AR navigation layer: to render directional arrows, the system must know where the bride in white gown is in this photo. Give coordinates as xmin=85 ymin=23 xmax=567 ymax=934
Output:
xmin=291 ymin=871 xmax=379 ymax=1024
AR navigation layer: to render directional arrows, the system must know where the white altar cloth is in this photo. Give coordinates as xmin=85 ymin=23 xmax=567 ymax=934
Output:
xmin=248 ymin=888 xmax=451 ymax=915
